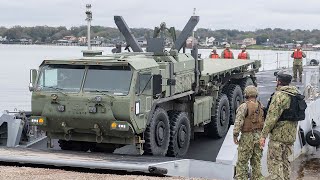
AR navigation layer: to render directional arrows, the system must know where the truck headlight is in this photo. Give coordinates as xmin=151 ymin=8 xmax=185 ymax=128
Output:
xmin=110 ymin=121 xmax=130 ymax=131
xmin=30 ymin=116 xmax=47 ymax=126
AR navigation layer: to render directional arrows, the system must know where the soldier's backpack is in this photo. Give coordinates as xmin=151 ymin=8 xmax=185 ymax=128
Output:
xmin=265 ymin=91 xmax=307 ymax=121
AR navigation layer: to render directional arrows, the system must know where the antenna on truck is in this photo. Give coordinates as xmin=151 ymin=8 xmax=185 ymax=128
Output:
xmin=82 ymin=4 xmax=103 ymax=57
xmin=86 ymin=4 xmax=92 ymax=50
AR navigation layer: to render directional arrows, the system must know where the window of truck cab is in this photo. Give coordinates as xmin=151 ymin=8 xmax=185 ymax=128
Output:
xmin=83 ymin=65 xmax=132 ymax=95
xmin=36 ymin=64 xmax=85 ymax=92
xmin=135 ymin=71 xmax=152 ymax=95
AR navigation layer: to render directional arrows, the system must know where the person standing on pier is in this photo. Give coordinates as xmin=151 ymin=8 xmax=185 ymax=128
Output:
xmin=233 ymin=85 xmax=265 ymax=180
xmin=291 ymin=44 xmax=306 ymax=82
xmin=209 ymin=46 xmax=220 ymax=59
xmin=238 ymin=45 xmax=250 ymax=60
xmin=221 ymin=43 xmax=234 ymax=59
xmin=259 ymin=72 xmax=300 ymax=180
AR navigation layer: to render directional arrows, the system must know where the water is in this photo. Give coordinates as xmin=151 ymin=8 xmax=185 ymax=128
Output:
xmin=0 ymin=45 xmax=104 ymax=111
xmin=0 ymin=44 xmax=320 ymax=178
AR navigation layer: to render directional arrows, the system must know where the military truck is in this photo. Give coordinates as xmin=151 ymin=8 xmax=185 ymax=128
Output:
xmin=28 ymin=16 xmax=260 ymax=157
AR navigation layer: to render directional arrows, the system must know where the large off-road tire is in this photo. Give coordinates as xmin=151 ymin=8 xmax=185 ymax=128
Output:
xmin=205 ymin=93 xmax=230 ymax=138
xmin=239 ymin=77 xmax=255 ymax=90
xmin=167 ymin=112 xmax=191 ymax=157
xmin=143 ymin=108 xmax=170 ymax=156
xmin=58 ymin=140 xmax=90 ymax=152
xmin=224 ymin=84 xmax=244 ymax=125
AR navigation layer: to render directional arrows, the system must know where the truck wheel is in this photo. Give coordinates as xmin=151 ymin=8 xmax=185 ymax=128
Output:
xmin=167 ymin=112 xmax=191 ymax=157
xmin=143 ymin=108 xmax=170 ymax=156
xmin=239 ymin=77 xmax=254 ymax=90
xmin=224 ymin=84 xmax=243 ymax=125
xmin=206 ymin=93 xmax=230 ymax=138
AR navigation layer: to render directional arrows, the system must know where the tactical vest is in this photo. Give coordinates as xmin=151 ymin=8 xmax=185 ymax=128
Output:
xmin=242 ymin=100 xmax=265 ymax=132
xmin=238 ymin=52 xmax=248 ymax=59
xmin=223 ymin=50 xmax=233 ymax=59
xmin=293 ymin=50 xmax=303 ymax=59
xmin=265 ymin=91 xmax=307 ymax=121
xmin=210 ymin=53 xmax=220 ymax=59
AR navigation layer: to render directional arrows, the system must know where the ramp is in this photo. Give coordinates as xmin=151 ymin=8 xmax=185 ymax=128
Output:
xmin=0 ymin=147 xmax=233 ymax=179
xmin=0 ymin=147 xmax=173 ymax=175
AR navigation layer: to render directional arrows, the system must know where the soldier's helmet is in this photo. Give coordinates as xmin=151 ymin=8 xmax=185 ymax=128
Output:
xmin=212 ymin=46 xmax=217 ymax=51
xmin=225 ymin=43 xmax=230 ymax=48
xmin=244 ymin=85 xmax=258 ymax=97
xmin=275 ymin=70 xmax=292 ymax=84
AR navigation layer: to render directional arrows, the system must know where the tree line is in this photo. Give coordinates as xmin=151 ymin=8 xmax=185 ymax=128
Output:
xmin=1 ymin=25 xmax=320 ymax=45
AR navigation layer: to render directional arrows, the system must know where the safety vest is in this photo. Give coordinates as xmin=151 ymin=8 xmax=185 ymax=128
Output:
xmin=293 ymin=49 xmax=303 ymax=59
xmin=242 ymin=100 xmax=264 ymax=132
xmin=223 ymin=50 xmax=233 ymax=59
xmin=238 ymin=52 xmax=248 ymax=59
xmin=210 ymin=53 xmax=220 ymax=59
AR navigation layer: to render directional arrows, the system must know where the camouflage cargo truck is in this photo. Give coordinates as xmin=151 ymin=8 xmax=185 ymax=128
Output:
xmin=28 ymin=16 xmax=260 ymax=157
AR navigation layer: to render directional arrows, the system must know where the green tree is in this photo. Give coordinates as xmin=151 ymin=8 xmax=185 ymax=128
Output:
xmin=256 ymin=34 xmax=269 ymax=45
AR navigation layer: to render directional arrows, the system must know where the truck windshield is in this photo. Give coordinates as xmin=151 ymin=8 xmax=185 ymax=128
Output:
xmin=83 ymin=66 xmax=132 ymax=95
xmin=37 ymin=65 xmax=85 ymax=92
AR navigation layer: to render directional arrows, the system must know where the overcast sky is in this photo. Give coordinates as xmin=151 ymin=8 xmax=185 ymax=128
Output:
xmin=0 ymin=0 xmax=319 ymax=31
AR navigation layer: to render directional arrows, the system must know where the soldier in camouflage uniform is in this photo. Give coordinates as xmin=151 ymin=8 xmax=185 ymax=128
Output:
xmin=291 ymin=44 xmax=306 ymax=82
xmin=260 ymin=72 xmax=299 ymax=180
xmin=233 ymin=85 xmax=264 ymax=180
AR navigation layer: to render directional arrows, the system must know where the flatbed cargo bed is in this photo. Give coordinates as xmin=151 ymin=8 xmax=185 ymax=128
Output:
xmin=202 ymin=59 xmax=258 ymax=76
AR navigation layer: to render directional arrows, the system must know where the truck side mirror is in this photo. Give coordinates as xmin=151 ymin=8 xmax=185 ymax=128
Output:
xmin=153 ymin=74 xmax=162 ymax=96
xmin=29 ymin=69 xmax=37 ymax=91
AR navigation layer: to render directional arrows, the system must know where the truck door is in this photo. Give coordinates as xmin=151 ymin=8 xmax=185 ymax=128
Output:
xmin=135 ymin=72 xmax=153 ymax=127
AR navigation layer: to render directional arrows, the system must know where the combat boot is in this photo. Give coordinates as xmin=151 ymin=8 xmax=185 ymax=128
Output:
xmin=299 ymin=79 xmax=302 ymax=83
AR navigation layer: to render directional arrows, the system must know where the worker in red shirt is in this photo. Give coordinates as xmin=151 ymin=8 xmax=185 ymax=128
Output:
xmin=209 ymin=46 xmax=220 ymax=59
xmin=291 ymin=44 xmax=306 ymax=82
xmin=238 ymin=45 xmax=250 ymax=60
xmin=221 ymin=44 xmax=234 ymax=59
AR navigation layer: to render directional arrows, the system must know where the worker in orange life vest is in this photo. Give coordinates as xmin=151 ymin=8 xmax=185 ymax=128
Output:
xmin=291 ymin=44 xmax=306 ymax=82
xmin=238 ymin=45 xmax=250 ymax=60
xmin=221 ymin=43 xmax=234 ymax=59
xmin=209 ymin=46 xmax=220 ymax=59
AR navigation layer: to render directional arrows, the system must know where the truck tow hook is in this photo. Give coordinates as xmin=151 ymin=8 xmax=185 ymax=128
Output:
xmin=93 ymin=124 xmax=103 ymax=143
xmin=61 ymin=122 xmax=73 ymax=141
xmin=64 ymin=132 xmax=72 ymax=141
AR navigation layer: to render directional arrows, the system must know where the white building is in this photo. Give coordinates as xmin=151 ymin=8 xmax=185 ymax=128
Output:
xmin=0 ymin=36 xmax=7 ymax=42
